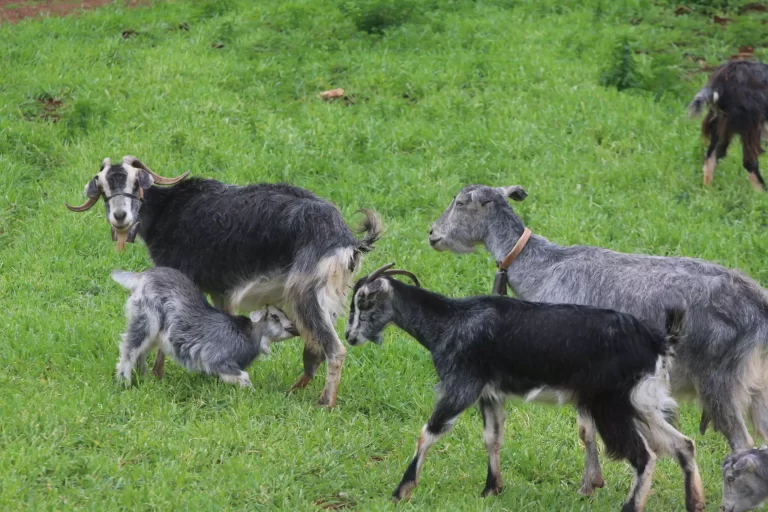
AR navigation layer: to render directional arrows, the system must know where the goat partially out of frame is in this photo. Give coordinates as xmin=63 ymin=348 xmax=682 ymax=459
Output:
xmin=112 ymin=267 xmax=299 ymax=388
xmin=688 ymin=60 xmax=768 ymax=191
xmin=429 ymin=184 xmax=768 ymax=496
xmin=345 ymin=264 xmax=704 ymax=512
xmin=66 ymin=156 xmax=381 ymax=407
xmin=721 ymin=447 xmax=768 ymax=512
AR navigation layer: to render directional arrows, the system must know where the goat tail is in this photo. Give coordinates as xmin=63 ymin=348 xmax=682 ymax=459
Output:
xmin=664 ymin=308 xmax=685 ymax=347
xmin=111 ymin=270 xmax=142 ymax=290
xmin=353 ymin=208 xmax=382 ymax=255
xmin=687 ymin=86 xmax=716 ymax=118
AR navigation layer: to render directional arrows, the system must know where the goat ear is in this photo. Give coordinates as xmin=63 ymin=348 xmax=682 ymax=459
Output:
xmin=497 ymin=186 xmax=527 ymax=202
xmin=137 ymin=170 xmax=154 ymax=190
xmin=734 ymin=454 xmax=759 ymax=472
xmin=365 ymin=278 xmax=390 ymax=297
xmin=85 ymin=176 xmax=100 ymax=198
xmin=250 ymin=310 xmax=266 ymax=323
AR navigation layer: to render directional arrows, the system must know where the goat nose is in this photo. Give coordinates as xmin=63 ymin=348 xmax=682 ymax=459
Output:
xmin=114 ymin=211 xmax=127 ymax=221
xmin=429 ymin=228 xmax=433 ymax=235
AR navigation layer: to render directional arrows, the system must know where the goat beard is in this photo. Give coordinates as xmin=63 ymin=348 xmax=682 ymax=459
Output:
xmin=111 ymin=223 xmax=140 ymax=252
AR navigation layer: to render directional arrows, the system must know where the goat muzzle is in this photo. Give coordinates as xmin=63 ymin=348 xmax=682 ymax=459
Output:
xmin=65 ymin=196 xmax=99 ymax=212
xmin=122 ymin=155 xmax=189 ymax=185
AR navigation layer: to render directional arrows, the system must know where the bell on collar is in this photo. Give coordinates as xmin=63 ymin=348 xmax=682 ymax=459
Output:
xmin=492 ymin=269 xmax=508 ymax=296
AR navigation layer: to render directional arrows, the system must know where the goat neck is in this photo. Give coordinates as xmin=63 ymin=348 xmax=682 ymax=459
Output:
xmin=133 ymin=185 xmax=170 ymax=242
xmin=388 ymin=279 xmax=454 ymax=352
xmin=483 ymin=209 xmax=561 ymax=299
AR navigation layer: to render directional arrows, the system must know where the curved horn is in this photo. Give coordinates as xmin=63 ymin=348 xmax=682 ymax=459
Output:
xmin=367 ymin=263 xmax=395 ymax=282
xmin=383 ymin=269 xmax=421 ymax=288
xmin=122 ymin=155 xmax=189 ymax=185
xmin=65 ymin=196 xmax=99 ymax=212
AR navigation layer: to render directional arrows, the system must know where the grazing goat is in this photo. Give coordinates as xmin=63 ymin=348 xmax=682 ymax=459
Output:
xmin=112 ymin=267 xmax=299 ymax=387
xmin=688 ymin=60 xmax=768 ymax=191
xmin=67 ymin=156 xmax=381 ymax=407
xmin=429 ymin=184 xmax=768 ymax=496
xmin=721 ymin=447 xmax=768 ymax=512
xmin=345 ymin=264 xmax=704 ymax=511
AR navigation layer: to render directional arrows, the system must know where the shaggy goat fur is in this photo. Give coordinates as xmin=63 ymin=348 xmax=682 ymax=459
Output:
xmin=112 ymin=267 xmax=298 ymax=388
xmin=345 ymin=267 xmax=704 ymax=512
xmin=688 ymin=60 xmax=768 ymax=191
xmin=429 ymin=184 xmax=768 ymax=497
xmin=68 ymin=156 xmax=381 ymax=407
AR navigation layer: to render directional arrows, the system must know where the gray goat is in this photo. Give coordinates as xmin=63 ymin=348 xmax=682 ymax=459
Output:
xmin=429 ymin=184 xmax=768 ymax=496
xmin=112 ymin=267 xmax=299 ymax=387
xmin=721 ymin=447 xmax=768 ymax=512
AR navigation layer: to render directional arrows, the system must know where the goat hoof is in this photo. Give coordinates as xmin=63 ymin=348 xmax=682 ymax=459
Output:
xmin=392 ymin=483 xmax=414 ymax=502
xmin=481 ymin=485 xmax=503 ymax=497
xmin=287 ymin=374 xmax=312 ymax=393
xmin=578 ymin=479 xmax=605 ymax=496
xmin=317 ymin=390 xmax=337 ymax=409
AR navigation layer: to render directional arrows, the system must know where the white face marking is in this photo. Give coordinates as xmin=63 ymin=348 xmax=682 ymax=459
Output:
xmin=347 ymin=289 xmax=362 ymax=341
xmin=107 ymin=165 xmax=139 ymax=229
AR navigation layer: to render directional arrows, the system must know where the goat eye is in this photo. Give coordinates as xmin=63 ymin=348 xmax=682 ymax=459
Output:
xmin=727 ymin=476 xmax=735 ymax=483
xmin=455 ymin=201 xmax=466 ymax=207
xmin=271 ymin=314 xmax=280 ymax=322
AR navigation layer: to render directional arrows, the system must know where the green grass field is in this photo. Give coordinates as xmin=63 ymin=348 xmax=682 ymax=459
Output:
xmin=3 ymin=0 xmax=768 ymax=509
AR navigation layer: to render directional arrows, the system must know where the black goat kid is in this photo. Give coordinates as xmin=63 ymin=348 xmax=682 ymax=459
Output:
xmin=66 ymin=156 xmax=381 ymax=407
xmin=688 ymin=60 xmax=768 ymax=191
xmin=344 ymin=265 xmax=704 ymax=512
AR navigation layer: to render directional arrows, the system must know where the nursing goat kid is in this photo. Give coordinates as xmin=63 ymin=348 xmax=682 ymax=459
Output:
xmin=112 ymin=267 xmax=299 ymax=388
xmin=66 ymin=156 xmax=381 ymax=407
xmin=345 ymin=264 xmax=704 ymax=512
xmin=688 ymin=59 xmax=768 ymax=191
xmin=429 ymin=184 xmax=768 ymax=495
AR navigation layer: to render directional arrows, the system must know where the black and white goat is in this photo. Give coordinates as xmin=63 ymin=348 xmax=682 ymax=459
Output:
xmin=112 ymin=267 xmax=299 ymax=387
xmin=688 ymin=60 xmax=768 ymax=191
xmin=345 ymin=264 xmax=704 ymax=512
xmin=67 ymin=156 xmax=381 ymax=407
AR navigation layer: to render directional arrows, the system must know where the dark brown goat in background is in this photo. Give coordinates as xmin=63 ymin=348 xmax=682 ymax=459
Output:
xmin=688 ymin=60 xmax=768 ymax=191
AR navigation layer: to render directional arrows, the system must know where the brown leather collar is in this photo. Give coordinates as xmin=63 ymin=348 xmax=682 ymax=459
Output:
xmin=497 ymin=227 xmax=531 ymax=270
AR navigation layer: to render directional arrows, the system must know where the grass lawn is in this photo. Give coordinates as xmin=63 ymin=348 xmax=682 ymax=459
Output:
xmin=2 ymin=0 xmax=768 ymax=509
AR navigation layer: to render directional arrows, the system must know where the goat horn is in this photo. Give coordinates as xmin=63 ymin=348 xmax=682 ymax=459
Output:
xmin=367 ymin=263 xmax=395 ymax=282
xmin=65 ymin=196 xmax=100 ymax=212
xmin=383 ymin=269 xmax=421 ymax=288
xmin=122 ymin=155 xmax=189 ymax=185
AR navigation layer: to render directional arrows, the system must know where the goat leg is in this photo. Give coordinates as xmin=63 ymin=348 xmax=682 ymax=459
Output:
xmin=151 ymin=351 xmax=166 ymax=379
xmin=699 ymin=410 xmax=710 ymax=435
xmin=578 ymin=411 xmax=605 ymax=495
xmin=317 ymin=345 xmax=345 ymax=408
xmin=288 ymin=343 xmax=324 ymax=393
xmin=393 ymin=397 xmax=467 ymax=501
xmin=479 ymin=397 xmax=506 ymax=497
xmin=743 ymin=130 xmax=767 ymax=191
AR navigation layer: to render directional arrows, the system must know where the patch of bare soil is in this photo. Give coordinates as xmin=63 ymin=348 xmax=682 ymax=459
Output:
xmin=38 ymin=96 xmax=63 ymax=122
xmin=0 ymin=0 xmax=146 ymax=24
